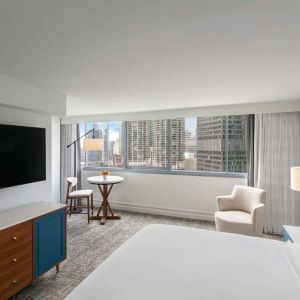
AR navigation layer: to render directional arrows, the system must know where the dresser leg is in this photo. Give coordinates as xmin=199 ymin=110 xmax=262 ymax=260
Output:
xmin=56 ymin=263 xmax=60 ymax=273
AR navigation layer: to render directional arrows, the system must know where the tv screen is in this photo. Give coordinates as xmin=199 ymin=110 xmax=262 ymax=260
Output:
xmin=0 ymin=124 xmax=46 ymax=189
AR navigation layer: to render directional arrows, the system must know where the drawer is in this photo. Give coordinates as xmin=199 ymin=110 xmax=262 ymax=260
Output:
xmin=0 ymin=241 xmax=32 ymax=280
xmin=0 ymin=263 xmax=32 ymax=300
xmin=0 ymin=221 xmax=32 ymax=256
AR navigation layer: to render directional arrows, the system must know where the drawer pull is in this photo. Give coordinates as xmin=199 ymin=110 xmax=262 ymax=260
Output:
xmin=12 ymin=280 xmax=17 ymax=284
xmin=12 ymin=258 xmax=18 ymax=263
xmin=12 ymin=236 xmax=18 ymax=241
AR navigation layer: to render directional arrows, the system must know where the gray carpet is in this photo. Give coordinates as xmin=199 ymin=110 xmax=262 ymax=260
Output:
xmin=13 ymin=210 xmax=281 ymax=300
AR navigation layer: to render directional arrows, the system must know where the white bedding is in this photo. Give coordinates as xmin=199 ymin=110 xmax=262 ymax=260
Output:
xmin=65 ymin=224 xmax=300 ymax=300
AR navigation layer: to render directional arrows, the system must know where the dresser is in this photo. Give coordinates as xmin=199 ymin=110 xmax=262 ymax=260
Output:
xmin=0 ymin=202 xmax=66 ymax=300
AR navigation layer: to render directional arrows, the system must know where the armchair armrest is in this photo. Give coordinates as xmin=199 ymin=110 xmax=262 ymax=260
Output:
xmin=216 ymin=195 xmax=234 ymax=211
xmin=251 ymin=204 xmax=265 ymax=236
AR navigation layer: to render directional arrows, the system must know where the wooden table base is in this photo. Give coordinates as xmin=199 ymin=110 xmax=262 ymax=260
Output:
xmin=89 ymin=215 xmax=121 ymax=225
xmin=89 ymin=183 xmax=121 ymax=225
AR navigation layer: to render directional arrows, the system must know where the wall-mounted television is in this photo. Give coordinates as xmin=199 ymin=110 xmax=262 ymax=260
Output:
xmin=0 ymin=124 xmax=46 ymax=189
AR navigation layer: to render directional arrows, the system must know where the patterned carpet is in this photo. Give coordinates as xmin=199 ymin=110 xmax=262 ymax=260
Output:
xmin=13 ymin=210 xmax=281 ymax=300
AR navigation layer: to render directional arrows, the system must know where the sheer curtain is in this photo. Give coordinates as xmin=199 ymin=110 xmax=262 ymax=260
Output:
xmin=60 ymin=124 xmax=82 ymax=203
xmin=254 ymin=112 xmax=300 ymax=234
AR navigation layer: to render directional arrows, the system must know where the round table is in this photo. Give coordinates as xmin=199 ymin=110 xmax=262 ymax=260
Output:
xmin=87 ymin=175 xmax=124 ymax=225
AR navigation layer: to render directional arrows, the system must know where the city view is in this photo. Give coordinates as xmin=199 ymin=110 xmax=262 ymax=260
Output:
xmin=80 ymin=122 xmax=124 ymax=168
xmin=80 ymin=115 xmax=247 ymax=173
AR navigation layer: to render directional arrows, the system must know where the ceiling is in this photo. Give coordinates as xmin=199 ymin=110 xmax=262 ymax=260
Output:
xmin=0 ymin=0 xmax=300 ymax=115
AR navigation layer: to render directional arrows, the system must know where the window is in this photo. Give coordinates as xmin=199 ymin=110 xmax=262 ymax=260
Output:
xmin=171 ymin=115 xmax=247 ymax=173
xmin=80 ymin=114 xmax=248 ymax=176
xmin=80 ymin=122 xmax=124 ymax=168
xmin=196 ymin=115 xmax=247 ymax=173
xmin=127 ymin=120 xmax=168 ymax=168
xmin=172 ymin=118 xmax=197 ymax=170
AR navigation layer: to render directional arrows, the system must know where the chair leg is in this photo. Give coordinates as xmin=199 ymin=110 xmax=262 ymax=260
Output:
xmin=91 ymin=193 xmax=94 ymax=216
xmin=69 ymin=199 xmax=73 ymax=217
xmin=87 ymin=196 xmax=90 ymax=224
xmin=66 ymin=198 xmax=69 ymax=216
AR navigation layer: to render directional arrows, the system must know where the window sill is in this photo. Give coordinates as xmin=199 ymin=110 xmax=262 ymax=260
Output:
xmin=82 ymin=167 xmax=247 ymax=179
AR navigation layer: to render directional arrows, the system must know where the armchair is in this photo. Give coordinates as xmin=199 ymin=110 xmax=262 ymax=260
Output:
xmin=215 ymin=185 xmax=266 ymax=237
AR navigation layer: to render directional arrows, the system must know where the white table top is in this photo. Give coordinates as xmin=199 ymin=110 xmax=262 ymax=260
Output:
xmin=87 ymin=175 xmax=124 ymax=185
xmin=283 ymin=225 xmax=300 ymax=243
xmin=0 ymin=202 xmax=66 ymax=231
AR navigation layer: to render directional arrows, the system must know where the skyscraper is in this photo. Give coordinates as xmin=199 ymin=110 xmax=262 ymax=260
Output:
xmin=226 ymin=115 xmax=247 ymax=173
xmin=103 ymin=127 xmax=109 ymax=164
xmin=127 ymin=120 xmax=168 ymax=168
xmin=127 ymin=119 xmax=188 ymax=169
xmin=149 ymin=120 xmax=168 ymax=167
xmin=127 ymin=121 xmax=149 ymax=166
xmin=87 ymin=125 xmax=103 ymax=166
xmin=171 ymin=118 xmax=185 ymax=169
xmin=197 ymin=115 xmax=247 ymax=173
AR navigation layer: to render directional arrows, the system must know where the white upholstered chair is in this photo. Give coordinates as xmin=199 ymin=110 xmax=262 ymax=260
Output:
xmin=214 ymin=185 xmax=266 ymax=237
xmin=66 ymin=177 xmax=94 ymax=223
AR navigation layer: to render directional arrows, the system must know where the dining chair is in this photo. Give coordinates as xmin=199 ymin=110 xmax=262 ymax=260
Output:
xmin=66 ymin=177 xmax=94 ymax=224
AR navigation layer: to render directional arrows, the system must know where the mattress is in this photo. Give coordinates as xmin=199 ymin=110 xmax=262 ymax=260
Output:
xmin=65 ymin=224 xmax=300 ymax=300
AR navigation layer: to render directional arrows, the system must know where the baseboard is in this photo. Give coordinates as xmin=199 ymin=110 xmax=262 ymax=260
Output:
xmin=92 ymin=199 xmax=215 ymax=221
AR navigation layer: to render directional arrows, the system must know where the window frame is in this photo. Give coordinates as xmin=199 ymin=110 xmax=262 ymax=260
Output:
xmin=82 ymin=118 xmax=248 ymax=179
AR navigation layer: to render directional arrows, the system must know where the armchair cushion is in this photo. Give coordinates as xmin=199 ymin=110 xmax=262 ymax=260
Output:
xmin=215 ymin=211 xmax=254 ymax=236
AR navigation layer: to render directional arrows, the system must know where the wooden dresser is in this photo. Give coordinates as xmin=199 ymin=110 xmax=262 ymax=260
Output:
xmin=0 ymin=202 xmax=66 ymax=300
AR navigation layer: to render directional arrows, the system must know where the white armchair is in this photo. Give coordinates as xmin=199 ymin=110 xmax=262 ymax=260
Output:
xmin=214 ymin=185 xmax=266 ymax=237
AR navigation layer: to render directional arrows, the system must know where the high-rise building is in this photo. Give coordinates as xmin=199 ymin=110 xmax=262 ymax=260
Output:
xmin=83 ymin=122 xmax=124 ymax=167
xmin=103 ymin=127 xmax=109 ymax=164
xmin=184 ymin=129 xmax=197 ymax=158
xmin=113 ymin=138 xmax=121 ymax=155
xmin=127 ymin=119 xmax=188 ymax=169
xmin=226 ymin=115 xmax=247 ymax=173
xmin=149 ymin=120 xmax=168 ymax=167
xmin=127 ymin=121 xmax=149 ymax=166
xmin=87 ymin=125 xmax=103 ymax=165
xmin=197 ymin=116 xmax=247 ymax=173
xmin=171 ymin=119 xmax=185 ymax=169
xmin=127 ymin=120 xmax=168 ymax=168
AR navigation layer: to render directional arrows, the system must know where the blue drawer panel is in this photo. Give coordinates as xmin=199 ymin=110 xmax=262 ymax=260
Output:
xmin=283 ymin=228 xmax=292 ymax=242
xmin=34 ymin=209 xmax=66 ymax=277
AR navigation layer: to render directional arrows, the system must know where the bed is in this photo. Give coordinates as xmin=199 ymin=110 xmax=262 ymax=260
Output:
xmin=65 ymin=224 xmax=300 ymax=299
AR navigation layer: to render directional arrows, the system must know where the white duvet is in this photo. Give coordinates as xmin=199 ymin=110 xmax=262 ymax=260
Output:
xmin=65 ymin=224 xmax=300 ymax=300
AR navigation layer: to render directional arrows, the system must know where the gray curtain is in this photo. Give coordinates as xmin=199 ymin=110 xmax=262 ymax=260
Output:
xmin=60 ymin=124 xmax=81 ymax=203
xmin=254 ymin=112 xmax=300 ymax=234
xmin=246 ymin=115 xmax=255 ymax=187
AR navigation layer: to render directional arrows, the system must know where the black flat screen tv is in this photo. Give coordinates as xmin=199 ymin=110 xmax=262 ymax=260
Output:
xmin=0 ymin=124 xmax=46 ymax=189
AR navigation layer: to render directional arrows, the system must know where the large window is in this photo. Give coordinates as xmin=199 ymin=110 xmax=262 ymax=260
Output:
xmin=172 ymin=118 xmax=197 ymax=170
xmin=170 ymin=115 xmax=247 ymax=173
xmin=80 ymin=122 xmax=124 ymax=168
xmin=80 ymin=114 xmax=248 ymax=175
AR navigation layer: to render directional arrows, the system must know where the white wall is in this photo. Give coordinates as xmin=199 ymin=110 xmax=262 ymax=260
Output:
xmin=0 ymin=73 xmax=66 ymax=115
xmin=0 ymin=106 xmax=59 ymax=211
xmin=51 ymin=116 xmax=61 ymax=204
xmin=82 ymin=170 xmax=246 ymax=220
xmin=0 ymin=73 xmax=64 ymax=211
xmin=63 ymin=99 xmax=300 ymax=124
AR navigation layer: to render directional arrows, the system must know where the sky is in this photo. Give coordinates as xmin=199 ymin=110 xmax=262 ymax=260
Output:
xmin=185 ymin=118 xmax=196 ymax=135
xmin=80 ymin=122 xmax=121 ymax=141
